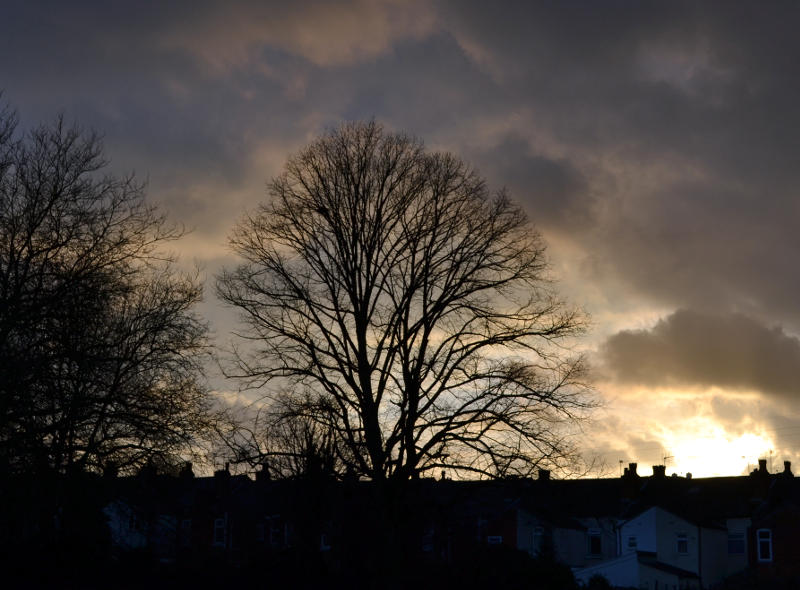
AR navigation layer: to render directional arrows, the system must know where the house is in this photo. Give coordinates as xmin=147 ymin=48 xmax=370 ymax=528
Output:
xmin=576 ymin=549 xmax=700 ymax=590
xmin=572 ymin=503 xmax=753 ymax=589
xmin=97 ymin=457 xmax=800 ymax=587
xmin=103 ymin=462 xmax=279 ymax=564
xmin=747 ymin=461 xmax=800 ymax=578
xmin=574 ymin=506 xmax=704 ymax=589
xmin=515 ymin=473 xmax=621 ymax=568
xmin=570 ymin=462 xmax=778 ymax=589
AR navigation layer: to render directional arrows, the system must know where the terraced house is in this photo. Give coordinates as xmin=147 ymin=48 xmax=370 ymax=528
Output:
xmin=100 ymin=459 xmax=800 ymax=588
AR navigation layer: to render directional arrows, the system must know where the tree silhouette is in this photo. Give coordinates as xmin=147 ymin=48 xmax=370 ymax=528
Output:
xmin=0 ymin=105 xmax=212 ymax=475
xmin=214 ymin=392 xmax=343 ymax=479
xmin=217 ymin=121 xmax=592 ymax=481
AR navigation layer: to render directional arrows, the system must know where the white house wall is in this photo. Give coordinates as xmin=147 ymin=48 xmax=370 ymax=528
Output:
xmin=573 ymin=551 xmax=640 ymax=588
xmin=639 ymin=563 xmax=697 ymax=590
xmin=515 ymin=510 xmax=618 ymax=568
xmin=104 ymin=500 xmax=147 ymax=550
xmin=516 ymin=508 xmax=543 ymax=557
xmin=552 ymin=527 xmax=586 ymax=565
xmin=577 ymin=516 xmax=619 ymax=565
xmin=700 ymin=527 xmax=728 ymax=588
xmin=724 ymin=517 xmax=750 ymax=577
xmin=654 ymin=508 xmax=699 ymax=574
xmin=621 ymin=507 xmax=658 ymax=553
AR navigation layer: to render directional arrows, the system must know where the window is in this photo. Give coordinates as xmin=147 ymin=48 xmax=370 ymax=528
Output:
xmin=270 ymin=523 xmax=283 ymax=547
xmin=255 ymin=523 xmax=265 ymax=543
xmin=422 ymin=526 xmax=434 ymax=552
xmin=180 ymin=519 xmax=192 ymax=548
xmin=487 ymin=535 xmax=503 ymax=544
xmin=588 ymin=529 xmax=602 ymax=556
xmin=728 ymin=532 xmax=745 ymax=554
xmin=128 ymin=513 xmax=141 ymax=532
xmin=628 ymin=535 xmax=638 ymax=550
xmin=320 ymin=533 xmax=331 ymax=551
xmin=676 ymin=533 xmax=688 ymax=555
xmin=213 ymin=517 xmax=226 ymax=547
xmin=532 ymin=526 xmax=544 ymax=555
xmin=757 ymin=529 xmax=772 ymax=562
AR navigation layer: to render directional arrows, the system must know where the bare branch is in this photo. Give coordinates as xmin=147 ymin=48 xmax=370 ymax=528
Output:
xmin=0 ymin=105 xmax=213 ymax=475
xmin=218 ymin=121 xmax=594 ymax=481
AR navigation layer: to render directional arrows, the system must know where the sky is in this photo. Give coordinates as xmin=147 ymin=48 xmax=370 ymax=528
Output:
xmin=3 ymin=0 xmax=799 ymax=478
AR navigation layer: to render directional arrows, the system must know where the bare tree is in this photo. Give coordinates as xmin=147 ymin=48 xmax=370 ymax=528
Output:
xmin=217 ymin=121 xmax=592 ymax=481
xmin=0 ymin=105 xmax=212 ymax=475
xmin=214 ymin=393 xmax=343 ymax=479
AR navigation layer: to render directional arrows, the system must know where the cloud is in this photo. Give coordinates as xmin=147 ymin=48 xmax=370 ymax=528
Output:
xmin=601 ymin=309 xmax=800 ymax=398
xmin=435 ymin=1 xmax=800 ymax=328
xmin=5 ymin=1 xmax=800 ymax=399
xmin=461 ymin=135 xmax=593 ymax=231
xmin=158 ymin=0 xmax=436 ymax=70
xmin=586 ymin=413 xmax=669 ymax=471
xmin=4 ymin=0 xmax=800 ymax=477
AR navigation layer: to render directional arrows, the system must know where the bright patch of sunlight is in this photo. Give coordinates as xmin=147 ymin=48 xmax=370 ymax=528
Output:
xmin=661 ymin=428 xmax=774 ymax=478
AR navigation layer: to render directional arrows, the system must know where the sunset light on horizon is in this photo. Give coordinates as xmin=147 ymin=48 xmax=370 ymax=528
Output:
xmin=4 ymin=0 xmax=800 ymax=479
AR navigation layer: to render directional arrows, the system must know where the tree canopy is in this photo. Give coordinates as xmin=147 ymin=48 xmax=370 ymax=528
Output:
xmin=0 ymin=105 xmax=212 ymax=475
xmin=218 ymin=121 xmax=592 ymax=481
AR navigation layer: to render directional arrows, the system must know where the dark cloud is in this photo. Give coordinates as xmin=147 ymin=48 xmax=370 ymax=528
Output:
xmin=0 ymin=0 xmax=436 ymax=236
xmin=602 ymin=309 xmax=800 ymax=398
xmin=438 ymin=1 xmax=800 ymax=326
xmin=5 ymin=0 xmax=800 ymax=474
xmin=462 ymin=136 xmax=593 ymax=230
xmin=3 ymin=1 xmax=800 ymax=372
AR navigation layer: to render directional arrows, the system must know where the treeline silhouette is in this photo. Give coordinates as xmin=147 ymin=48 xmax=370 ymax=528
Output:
xmin=0 ymin=102 xmax=215 ymax=584
xmin=0 ymin=105 xmax=594 ymax=587
xmin=0 ymin=103 xmax=213 ymax=478
xmin=3 ymin=468 xmax=586 ymax=590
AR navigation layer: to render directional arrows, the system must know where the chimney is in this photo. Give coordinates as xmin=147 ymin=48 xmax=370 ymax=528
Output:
xmin=538 ymin=469 xmax=551 ymax=481
xmin=784 ymin=461 xmax=793 ymax=477
xmin=103 ymin=462 xmax=119 ymax=479
xmin=180 ymin=461 xmax=194 ymax=479
xmin=256 ymin=462 xmax=271 ymax=483
xmin=652 ymin=465 xmax=666 ymax=478
xmin=138 ymin=461 xmax=157 ymax=481
xmin=214 ymin=462 xmax=231 ymax=496
xmin=621 ymin=462 xmax=640 ymax=499
xmin=686 ymin=472 xmax=692 ymax=480
xmin=759 ymin=459 xmax=768 ymax=473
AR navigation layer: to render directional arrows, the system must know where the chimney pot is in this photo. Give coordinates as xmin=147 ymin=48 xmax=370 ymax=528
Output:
xmin=256 ymin=463 xmax=271 ymax=482
xmin=538 ymin=469 xmax=551 ymax=481
xmin=784 ymin=461 xmax=793 ymax=476
xmin=180 ymin=461 xmax=194 ymax=479
xmin=629 ymin=463 xmax=638 ymax=476
xmin=759 ymin=459 xmax=767 ymax=473
xmin=104 ymin=462 xmax=119 ymax=479
xmin=652 ymin=465 xmax=666 ymax=478
xmin=686 ymin=472 xmax=692 ymax=480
